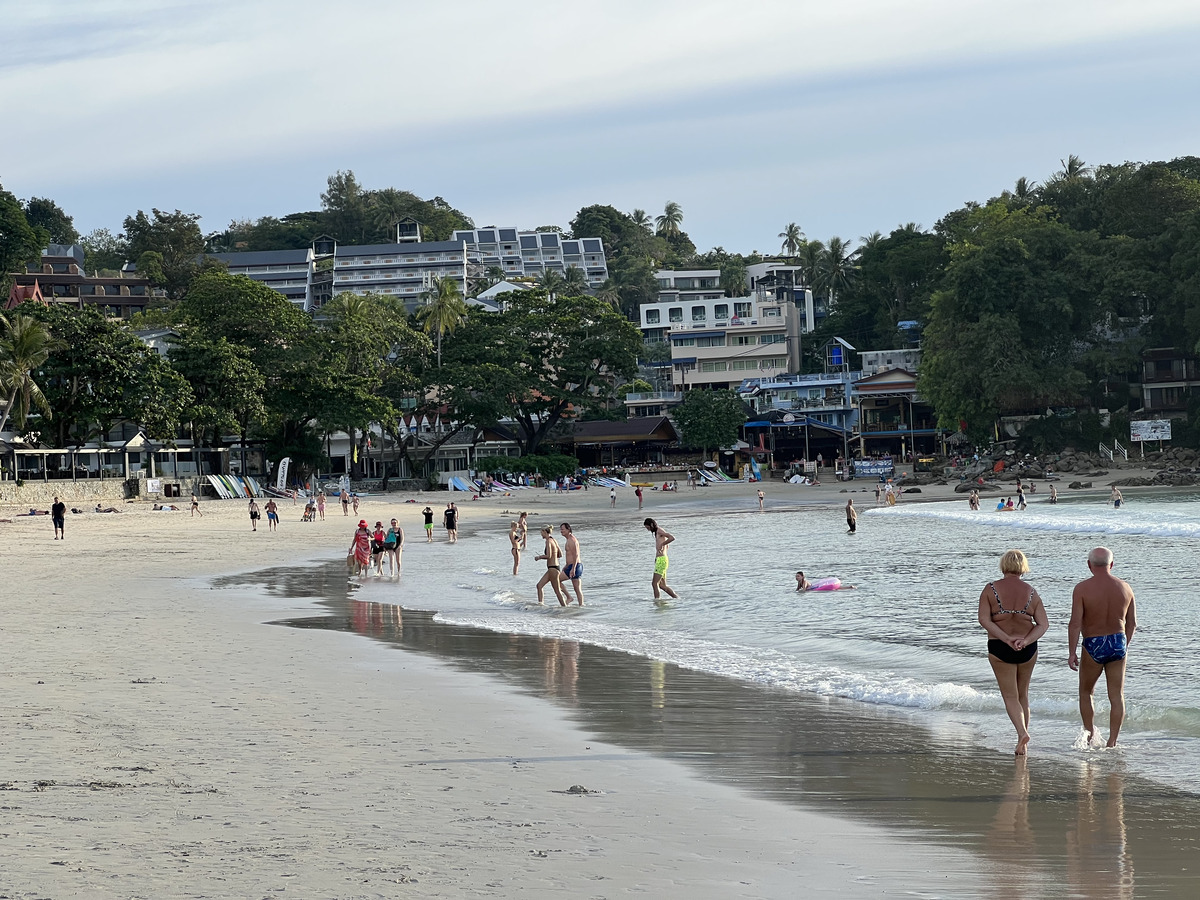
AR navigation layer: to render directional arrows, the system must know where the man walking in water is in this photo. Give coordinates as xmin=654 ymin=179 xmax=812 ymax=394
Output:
xmin=1068 ymin=547 xmax=1137 ymax=747
xmin=559 ymin=522 xmax=584 ymax=605
xmin=846 ymin=498 xmax=857 ymax=534
xmin=610 ymin=485 xmax=616 ymax=508
xmin=757 ymin=489 xmax=765 ymax=511
xmin=643 ymin=517 xmax=679 ymax=600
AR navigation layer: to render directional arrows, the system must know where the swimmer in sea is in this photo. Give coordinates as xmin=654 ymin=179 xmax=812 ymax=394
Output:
xmin=795 ymin=571 xmax=810 ymax=592
xmin=509 ymin=521 xmax=521 ymax=575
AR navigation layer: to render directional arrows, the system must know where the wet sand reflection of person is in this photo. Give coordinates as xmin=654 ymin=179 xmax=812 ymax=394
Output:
xmin=984 ymin=759 xmax=1042 ymax=899
xmin=1066 ymin=762 xmax=1134 ymax=900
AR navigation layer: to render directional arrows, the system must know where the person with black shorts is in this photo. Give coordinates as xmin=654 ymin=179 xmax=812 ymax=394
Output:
xmin=248 ymin=499 xmax=261 ymax=531
xmin=51 ymin=496 xmax=66 ymax=540
xmin=444 ymin=502 xmax=459 ymax=544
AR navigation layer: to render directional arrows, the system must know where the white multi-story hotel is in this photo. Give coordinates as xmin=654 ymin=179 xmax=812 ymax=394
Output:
xmin=638 ymin=293 xmax=802 ymax=390
xmin=745 ymin=262 xmax=821 ymax=333
xmin=331 ymin=240 xmax=469 ymax=308
xmin=208 ymin=249 xmax=315 ymax=311
xmin=452 ymin=228 xmax=609 ymax=285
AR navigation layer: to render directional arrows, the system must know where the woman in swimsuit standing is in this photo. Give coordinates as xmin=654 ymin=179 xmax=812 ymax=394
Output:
xmin=977 ymin=549 xmax=1049 ymax=756
xmin=534 ymin=525 xmax=567 ymax=606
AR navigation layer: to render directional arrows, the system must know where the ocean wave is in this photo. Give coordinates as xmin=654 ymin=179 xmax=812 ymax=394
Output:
xmin=875 ymin=505 xmax=1200 ymax=538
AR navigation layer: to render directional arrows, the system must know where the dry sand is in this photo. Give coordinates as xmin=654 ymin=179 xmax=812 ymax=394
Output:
xmin=0 ymin=471 xmax=1177 ymax=897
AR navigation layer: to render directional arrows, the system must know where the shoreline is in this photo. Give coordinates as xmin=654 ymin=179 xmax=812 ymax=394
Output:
xmin=3 ymin=484 xmax=1195 ymax=895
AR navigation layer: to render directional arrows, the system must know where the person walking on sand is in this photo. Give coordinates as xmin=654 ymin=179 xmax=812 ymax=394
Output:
xmin=610 ymin=485 xmax=617 ymax=508
xmin=846 ymin=498 xmax=857 ymax=534
xmin=559 ymin=522 xmax=584 ymax=606
xmin=422 ymin=505 xmax=434 ymax=542
xmin=644 ymin=517 xmax=679 ymax=600
xmin=348 ymin=519 xmax=371 ymax=576
xmin=385 ymin=518 xmax=403 ymax=576
xmin=264 ymin=498 xmax=279 ymax=532
xmin=978 ymin=549 xmax=1049 ymax=756
xmin=51 ymin=496 xmax=66 ymax=540
xmin=1068 ymin=547 xmax=1137 ymax=747
xmin=757 ymin=489 xmax=765 ymax=512
xmin=248 ymin=499 xmax=261 ymax=531
xmin=635 ymin=486 xmax=644 ymax=510
xmin=534 ymin=525 xmax=567 ymax=605
xmin=509 ymin=522 xmax=522 ymax=575
xmin=317 ymin=491 xmax=326 ymax=520
xmin=518 ymin=511 xmax=529 ymax=549
xmin=340 ymin=488 xmax=350 ymax=516
xmin=444 ymin=502 xmax=458 ymax=543
xmin=352 ymin=493 xmax=360 ymax=515
xmin=190 ymin=493 xmax=203 ymax=518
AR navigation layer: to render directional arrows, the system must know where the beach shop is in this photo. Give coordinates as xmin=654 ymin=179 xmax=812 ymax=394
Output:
xmin=852 ymin=368 xmax=945 ymax=458
xmin=740 ymin=408 xmax=853 ymax=473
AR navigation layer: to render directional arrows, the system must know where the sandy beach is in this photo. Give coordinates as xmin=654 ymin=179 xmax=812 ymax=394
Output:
xmin=1 ymin=473 xmax=1190 ymax=897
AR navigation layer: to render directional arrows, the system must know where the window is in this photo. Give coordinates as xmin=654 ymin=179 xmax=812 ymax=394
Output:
xmin=668 ymin=307 xmax=683 ymax=323
xmin=691 ymin=306 xmax=706 ymax=322
xmin=731 ymin=360 xmax=757 ymax=371
xmin=673 ymin=337 xmax=696 ymax=347
xmin=714 ymin=304 xmax=729 ymax=319
xmin=763 ymin=307 xmax=780 ymax=317
xmin=760 ymin=333 xmax=787 ymax=345
xmin=760 ymin=357 xmax=786 ymax=369
xmin=700 ymin=361 xmax=727 ymax=372
xmin=696 ymin=336 xmax=725 ymax=348
xmin=645 ymin=309 xmax=661 ymax=324
xmin=734 ymin=302 xmax=752 ymax=318
xmin=733 ymin=335 xmax=756 ymax=346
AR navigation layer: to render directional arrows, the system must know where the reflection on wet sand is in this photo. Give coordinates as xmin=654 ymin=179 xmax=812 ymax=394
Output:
xmin=234 ymin=561 xmax=1200 ymax=893
xmin=1068 ymin=761 xmax=1135 ymax=900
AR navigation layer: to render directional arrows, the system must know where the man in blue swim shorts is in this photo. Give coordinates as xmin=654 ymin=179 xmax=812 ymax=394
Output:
xmin=559 ymin=523 xmax=584 ymax=606
xmin=1068 ymin=547 xmax=1137 ymax=747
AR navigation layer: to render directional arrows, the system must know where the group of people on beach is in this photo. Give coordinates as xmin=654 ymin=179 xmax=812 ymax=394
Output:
xmin=980 ymin=546 xmax=1136 ymax=755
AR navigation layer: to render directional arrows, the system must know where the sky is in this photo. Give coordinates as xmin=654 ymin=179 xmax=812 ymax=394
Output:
xmin=4 ymin=0 xmax=1200 ymax=254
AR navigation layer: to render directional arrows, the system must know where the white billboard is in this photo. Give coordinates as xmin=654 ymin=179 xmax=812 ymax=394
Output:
xmin=1130 ymin=420 xmax=1172 ymax=442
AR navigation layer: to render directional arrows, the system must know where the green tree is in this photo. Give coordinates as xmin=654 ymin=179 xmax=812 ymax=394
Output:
xmin=320 ymin=170 xmax=370 ymax=243
xmin=630 ymin=209 xmax=653 ymax=232
xmin=123 ymin=208 xmax=207 ymax=299
xmin=438 ymin=291 xmax=641 ymax=454
xmin=16 ymin=303 xmax=191 ymax=446
xmin=0 ymin=313 xmax=60 ymax=436
xmin=0 ymin=184 xmax=47 ymax=296
xmin=80 ymin=227 xmax=127 ymax=273
xmin=536 ymin=268 xmax=566 ymax=300
xmin=23 ymin=197 xmax=78 ymax=245
xmin=919 ymin=201 xmax=1099 ymax=440
xmin=169 ymin=334 xmax=266 ymax=466
xmin=671 ymin=389 xmax=746 ymax=457
xmin=655 ymin=201 xmax=683 ymax=238
xmin=416 ymin=277 xmax=469 ymax=367
xmin=817 ymin=236 xmax=857 ymax=307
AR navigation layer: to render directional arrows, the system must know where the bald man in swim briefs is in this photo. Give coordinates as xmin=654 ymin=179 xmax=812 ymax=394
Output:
xmin=1068 ymin=546 xmax=1137 ymax=747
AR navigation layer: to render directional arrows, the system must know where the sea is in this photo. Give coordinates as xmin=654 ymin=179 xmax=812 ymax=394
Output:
xmin=338 ymin=487 xmax=1200 ymax=797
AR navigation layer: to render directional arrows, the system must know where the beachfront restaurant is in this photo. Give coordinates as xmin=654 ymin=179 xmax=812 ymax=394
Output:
xmin=852 ymin=368 xmax=943 ymax=457
xmin=740 ymin=409 xmax=853 ymax=473
xmin=570 ymin=416 xmax=679 ymax=467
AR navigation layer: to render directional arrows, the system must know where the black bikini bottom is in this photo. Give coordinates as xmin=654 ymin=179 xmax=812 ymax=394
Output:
xmin=988 ymin=639 xmax=1038 ymax=665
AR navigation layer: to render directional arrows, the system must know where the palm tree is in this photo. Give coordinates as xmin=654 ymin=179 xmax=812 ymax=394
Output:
xmin=1013 ymin=177 xmax=1037 ymax=200
xmin=0 ymin=313 xmax=59 ymax=437
xmin=595 ymin=278 xmax=621 ymax=308
xmin=779 ymin=223 xmax=804 ymax=257
xmin=857 ymin=231 xmax=884 ymax=256
xmin=797 ymin=239 xmax=824 ymax=290
xmin=537 ymin=268 xmax=565 ymax=300
xmin=416 ymin=277 xmax=468 ymax=368
xmin=1058 ymin=154 xmax=1091 ymax=181
xmin=655 ymin=201 xmax=683 ymax=238
xmin=630 ymin=209 xmax=653 ymax=232
xmin=817 ymin=237 xmax=857 ymax=308
xmin=562 ymin=265 xmax=589 ymax=295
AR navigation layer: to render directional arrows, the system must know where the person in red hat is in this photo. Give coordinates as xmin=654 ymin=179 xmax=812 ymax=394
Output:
xmin=348 ymin=519 xmax=371 ymax=575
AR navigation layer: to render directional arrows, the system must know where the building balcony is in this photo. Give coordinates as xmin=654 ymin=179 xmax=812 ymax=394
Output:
xmin=625 ymin=391 xmax=683 ymax=403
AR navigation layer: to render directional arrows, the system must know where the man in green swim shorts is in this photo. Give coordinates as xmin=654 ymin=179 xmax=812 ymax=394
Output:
xmin=644 ymin=517 xmax=679 ymax=600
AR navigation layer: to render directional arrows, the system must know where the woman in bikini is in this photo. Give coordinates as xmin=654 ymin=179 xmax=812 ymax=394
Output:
xmin=534 ymin=525 xmax=567 ymax=606
xmin=977 ymin=549 xmax=1049 ymax=756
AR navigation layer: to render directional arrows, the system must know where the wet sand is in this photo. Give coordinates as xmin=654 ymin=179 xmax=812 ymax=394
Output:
xmin=0 ymin=482 xmax=1190 ymax=896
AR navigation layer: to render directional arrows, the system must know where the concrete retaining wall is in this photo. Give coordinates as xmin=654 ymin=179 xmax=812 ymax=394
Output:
xmin=0 ymin=476 xmax=207 ymax=507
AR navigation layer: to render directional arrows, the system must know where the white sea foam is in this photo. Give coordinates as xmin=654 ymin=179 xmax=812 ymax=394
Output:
xmin=875 ymin=503 xmax=1200 ymax=538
